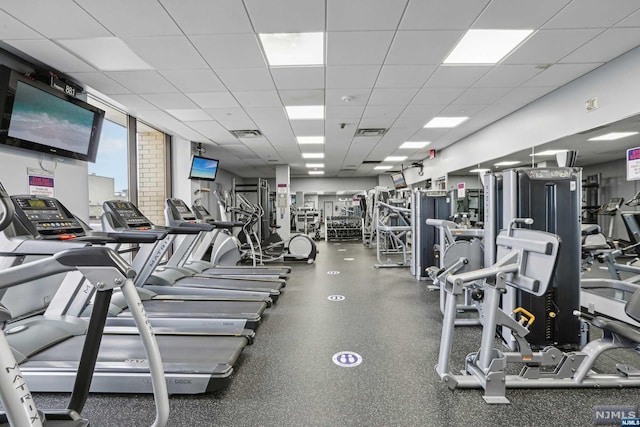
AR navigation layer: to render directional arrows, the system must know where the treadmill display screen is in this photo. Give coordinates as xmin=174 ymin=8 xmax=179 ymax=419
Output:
xmin=27 ymin=199 xmax=48 ymax=208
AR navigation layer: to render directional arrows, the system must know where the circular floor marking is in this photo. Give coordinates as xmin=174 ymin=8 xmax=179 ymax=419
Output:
xmin=332 ymin=351 xmax=363 ymax=368
xmin=327 ymin=270 xmax=341 ymax=275
xmin=343 ymin=257 xmax=355 ymax=261
xmin=327 ymin=295 xmax=346 ymax=302
xmin=337 ymin=248 xmax=347 ymax=252
xmin=333 ymin=243 xmax=342 ymax=246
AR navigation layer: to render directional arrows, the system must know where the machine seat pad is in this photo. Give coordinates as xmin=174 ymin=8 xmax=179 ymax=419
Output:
xmin=582 ymin=224 xmax=602 ymax=235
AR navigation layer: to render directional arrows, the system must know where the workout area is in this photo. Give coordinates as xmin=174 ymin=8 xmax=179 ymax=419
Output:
xmin=2 ymin=2 xmax=640 ymax=426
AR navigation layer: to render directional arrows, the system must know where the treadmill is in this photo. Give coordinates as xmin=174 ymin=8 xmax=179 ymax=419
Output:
xmin=166 ymin=198 xmax=290 ymax=278
xmin=9 ymin=195 xmax=267 ymax=331
xmin=0 ymin=193 xmax=241 ymax=396
xmin=102 ymin=200 xmax=285 ymax=301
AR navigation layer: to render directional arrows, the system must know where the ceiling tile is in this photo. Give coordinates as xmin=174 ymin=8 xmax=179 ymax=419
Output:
xmin=616 ymin=8 xmax=640 ymax=26
xmin=385 ymin=31 xmax=464 ymax=65
xmin=544 ymin=0 xmax=640 ymax=29
xmin=439 ymin=104 xmax=487 ymax=116
xmin=166 ymin=109 xmax=212 ymax=121
xmin=326 ymin=89 xmax=372 ymax=105
xmin=271 ymin=67 xmax=325 ymax=90
xmin=473 ymin=0 xmax=571 ymax=28
xmin=400 ymin=104 xmax=444 ymax=119
xmin=359 ymin=117 xmax=396 ymax=128
xmin=326 ymin=66 xmax=380 ymax=89
xmin=493 ymin=86 xmax=556 ymax=105
xmin=124 ymin=36 xmax=209 ymax=70
xmin=474 ymin=65 xmax=543 ymax=88
xmin=522 ymin=63 xmax=602 ymax=87
xmin=504 ymin=29 xmax=603 ymax=65
xmin=204 ymin=107 xmax=254 ymax=127
xmin=279 ymin=89 xmax=325 ymax=105
xmin=75 ymin=0 xmax=181 ymax=37
xmin=187 ymin=92 xmax=240 ymax=109
xmin=190 ymin=34 xmax=266 ymax=68
xmin=0 ymin=10 xmax=42 ymax=39
xmin=411 ymin=87 xmax=465 ymax=105
xmin=368 ymin=88 xmax=418 ymax=105
xmin=327 ymin=0 xmax=408 ymax=31
xmin=159 ymin=0 xmax=254 ymax=35
xmin=326 ymin=31 xmax=395 ymax=65
xmin=560 ymin=28 xmax=640 ymax=64
xmin=186 ymin=121 xmax=239 ymax=143
xmin=142 ymin=93 xmax=198 ymax=109
xmin=325 ymin=105 xmax=366 ymax=119
xmin=215 ymin=67 xmax=276 ymax=91
xmin=0 ymin=0 xmax=110 ymax=38
xmin=425 ymin=66 xmax=490 ymax=88
xmin=68 ymin=72 xmax=131 ymax=95
xmin=5 ymin=39 xmax=94 ymax=72
xmin=362 ymin=104 xmax=405 ymax=118
xmin=233 ymin=91 xmax=282 ymax=107
xmin=375 ymin=65 xmax=436 ymax=88
xmin=244 ymin=107 xmax=289 ymax=121
xmin=245 ymin=0 xmax=325 ymax=32
xmin=290 ymin=120 xmax=325 ymax=135
xmin=105 ymin=71 xmax=178 ymax=94
xmin=159 ymin=70 xmax=226 ymax=92
xmin=399 ymin=0 xmax=489 ymax=30
xmin=107 ymin=94 xmax=158 ymax=112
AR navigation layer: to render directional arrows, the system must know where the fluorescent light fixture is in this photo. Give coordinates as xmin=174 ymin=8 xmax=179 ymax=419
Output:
xmin=297 ymin=136 xmax=325 ymax=145
xmin=529 ymin=149 xmax=568 ymax=156
xmin=588 ymin=132 xmax=639 ymax=141
xmin=399 ymin=141 xmax=431 ymax=149
xmin=424 ymin=116 xmax=468 ymax=128
xmin=469 ymin=168 xmax=490 ymax=173
xmin=374 ymin=165 xmax=393 ymax=170
xmin=259 ymin=32 xmax=324 ymax=66
xmin=286 ymin=105 xmax=324 ymax=120
xmin=443 ymin=29 xmax=534 ymax=65
xmin=305 ymin=163 xmax=324 ymax=168
xmin=302 ymin=152 xmax=324 ymax=159
xmin=336 ymin=191 xmax=345 ymax=195
xmin=494 ymin=160 xmax=521 ymax=166
xmin=317 ymin=191 xmax=324 ymax=195
xmin=384 ymin=156 xmax=407 ymax=162
xmin=57 ymin=37 xmax=152 ymax=71
xmin=309 ymin=170 xmax=324 ymax=175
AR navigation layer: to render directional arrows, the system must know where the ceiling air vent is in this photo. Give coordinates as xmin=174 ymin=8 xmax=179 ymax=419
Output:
xmin=355 ymin=128 xmax=387 ymax=137
xmin=362 ymin=160 xmax=380 ymax=164
xmin=230 ymin=129 xmax=263 ymax=138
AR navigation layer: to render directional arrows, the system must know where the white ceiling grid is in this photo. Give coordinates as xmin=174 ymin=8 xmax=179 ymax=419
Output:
xmin=0 ymin=0 xmax=639 ymax=177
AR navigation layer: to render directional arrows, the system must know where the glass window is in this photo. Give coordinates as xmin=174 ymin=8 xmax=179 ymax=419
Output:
xmin=87 ymin=98 xmax=128 ymax=229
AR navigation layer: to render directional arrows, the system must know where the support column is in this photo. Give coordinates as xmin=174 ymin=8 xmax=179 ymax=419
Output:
xmin=275 ymin=165 xmax=291 ymax=241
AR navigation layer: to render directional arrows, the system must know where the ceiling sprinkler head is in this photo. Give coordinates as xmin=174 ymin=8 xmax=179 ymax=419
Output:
xmin=342 ymin=96 xmax=353 ymax=103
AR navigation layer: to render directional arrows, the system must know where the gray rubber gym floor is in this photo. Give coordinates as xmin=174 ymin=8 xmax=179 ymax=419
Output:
xmin=31 ymin=240 xmax=640 ymax=426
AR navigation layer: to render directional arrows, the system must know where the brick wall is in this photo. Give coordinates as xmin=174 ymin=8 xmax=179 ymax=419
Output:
xmin=138 ymin=131 xmax=166 ymax=225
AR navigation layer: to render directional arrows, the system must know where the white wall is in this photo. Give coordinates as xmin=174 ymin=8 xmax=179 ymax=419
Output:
xmin=410 ymin=46 xmax=640 ymax=185
xmin=0 ymin=144 xmax=90 ymax=220
xmin=291 ymin=177 xmax=377 ymax=193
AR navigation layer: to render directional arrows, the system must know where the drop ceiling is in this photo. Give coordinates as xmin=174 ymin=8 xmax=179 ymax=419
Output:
xmin=1 ymin=0 xmax=640 ymax=178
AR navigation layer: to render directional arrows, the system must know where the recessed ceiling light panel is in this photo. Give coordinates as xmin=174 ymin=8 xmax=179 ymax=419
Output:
xmin=469 ymin=168 xmax=491 ymax=173
xmin=259 ymin=32 xmax=324 ymax=67
xmin=424 ymin=117 xmax=469 ymax=128
xmin=494 ymin=160 xmax=521 ymax=166
xmin=383 ymin=156 xmax=407 ymax=162
xmin=308 ymin=170 xmax=324 ymax=175
xmin=302 ymin=152 xmax=324 ymax=159
xmin=286 ymin=105 xmax=324 ymax=120
xmin=374 ymin=165 xmax=393 ymax=170
xmin=588 ymin=132 xmax=639 ymax=141
xmin=399 ymin=141 xmax=431 ymax=149
xmin=305 ymin=163 xmax=324 ymax=168
xmin=443 ymin=29 xmax=534 ymax=65
xmin=530 ymin=149 xmax=569 ymax=156
xmin=297 ymin=136 xmax=325 ymax=144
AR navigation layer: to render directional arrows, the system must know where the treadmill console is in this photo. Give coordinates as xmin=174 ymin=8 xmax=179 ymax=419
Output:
xmin=192 ymin=204 xmax=210 ymax=220
xmin=11 ymin=196 xmax=85 ymax=239
xmin=602 ymin=197 xmax=623 ymax=213
xmin=166 ymin=198 xmax=197 ymax=223
xmin=103 ymin=200 xmax=153 ymax=229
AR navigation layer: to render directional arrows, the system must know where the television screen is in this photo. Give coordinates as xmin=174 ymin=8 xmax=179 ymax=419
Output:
xmin=0 ymin=66 xmax=104 ymax=162
xmin=188 ymin=155 xmax=219 ymax=181
xmin=391 ymin=172 xmax=407 ymax=189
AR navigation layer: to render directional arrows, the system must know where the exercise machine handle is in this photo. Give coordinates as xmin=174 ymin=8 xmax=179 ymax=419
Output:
xmin=507 ymin=218 xmax=533 ymax=236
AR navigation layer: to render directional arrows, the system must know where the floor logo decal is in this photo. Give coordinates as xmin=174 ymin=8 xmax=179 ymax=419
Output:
xmin=327 ymin=295 xmax=346 ymax=301
xmin=327 ymin=270 xmax=340 ymax=275
xmin=337 ymin=248 xmax=347 ymax=252
xmin=343 ymin=257 xmax=355 ymax=261
xmin=332 ymin=351 xmax=362 ymax=368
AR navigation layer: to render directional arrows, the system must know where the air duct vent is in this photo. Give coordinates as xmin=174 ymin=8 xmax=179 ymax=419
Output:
xmin=362 ymin=160 xmax=380 ymax=164
xmin=355 ymin=128 xmax=387 ymax=137
xmin=230 ymin=129 xmax=263 ymax=138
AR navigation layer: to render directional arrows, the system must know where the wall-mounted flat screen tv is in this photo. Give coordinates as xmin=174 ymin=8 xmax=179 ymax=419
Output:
xmin=0 ymin=66 xmax=104 ymax=162
xmin=391 ymin=171 xmax=408 ymax=189
xmin=188 ymin=155 xmax=219 ymax=181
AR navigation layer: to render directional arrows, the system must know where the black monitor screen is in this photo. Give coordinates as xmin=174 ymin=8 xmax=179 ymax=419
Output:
xmin=8 ymin=81 xmax=96 ymax=156
xmin=189 ymin=155 xmax=219 ymax=181
xmin=391 ymin=172 xmax=407 ymax=189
